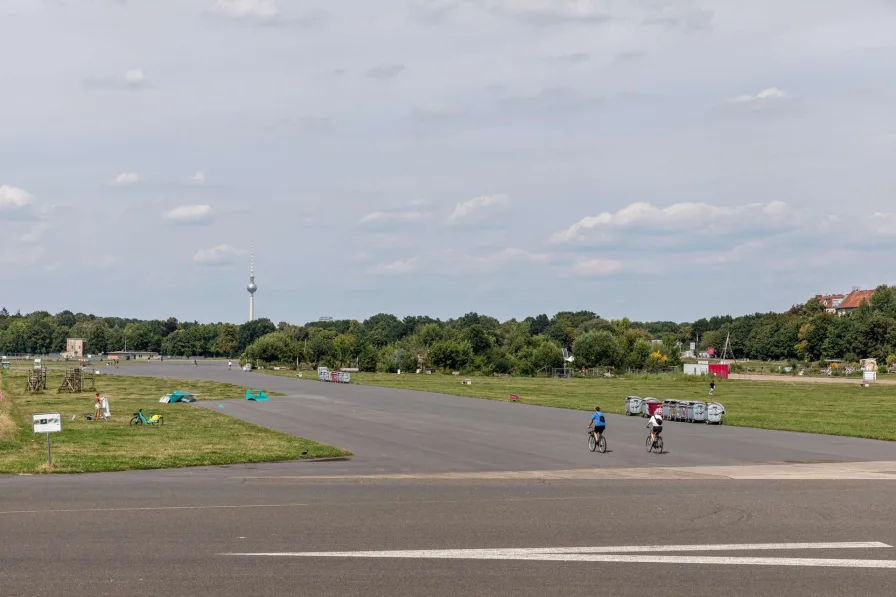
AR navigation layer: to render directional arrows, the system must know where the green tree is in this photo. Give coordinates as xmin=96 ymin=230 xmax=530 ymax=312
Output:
xmin=531 ymin=341 xmax=564 ymax=372
xmin=573 ymin=331 xmax=622 ymax=368
xmin=215 ymin=324 xmax=239 ymax=356
xmin=238 ymin=318 xmax=277 ymax=352
xmin=333 ymin=334 xmax=358 ymax=367
xmin=628 ymin=339 xmax=652 ymax=370
xmin=86 ymin=324 xmax=108 ymax=354
xmin=245 ymin=332 xmax=298 ymax=365
xmin=429 ymin=340 xmax=472 ymax=371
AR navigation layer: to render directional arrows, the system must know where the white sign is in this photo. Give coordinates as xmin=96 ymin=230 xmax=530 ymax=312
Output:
xmin=33 ymin=413 xmax=62 ymax=433
xmin=690 ymin=342 xmax=696 ymax=351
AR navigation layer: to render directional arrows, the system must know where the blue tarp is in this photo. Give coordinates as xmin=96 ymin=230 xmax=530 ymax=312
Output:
xmin=245 ymin=389 xmax=268 ymax=401
xmin=168 ymin=391 xmax=196 ymax=403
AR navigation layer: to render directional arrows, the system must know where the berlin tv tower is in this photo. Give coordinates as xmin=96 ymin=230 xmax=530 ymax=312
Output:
xmin=247 ymin=241 xmax=257 ymax=321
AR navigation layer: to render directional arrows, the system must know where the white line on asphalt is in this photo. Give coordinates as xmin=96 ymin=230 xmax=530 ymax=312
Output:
xmin=222 ymin=541 xmax=893 ymax=562
xmin=222 ymin=552 xmax=896 ymax=568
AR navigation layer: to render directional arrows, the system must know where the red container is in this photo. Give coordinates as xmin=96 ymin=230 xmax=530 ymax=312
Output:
xmin=330 ymin=372 xmax=338 ymax=383
xmin=510 ymin=394 xmax=519 ymax=402
xmin=708 ymin=363 xmax=729 ymax=379
xmin=644 ymin=400 xmax=662 ymax=417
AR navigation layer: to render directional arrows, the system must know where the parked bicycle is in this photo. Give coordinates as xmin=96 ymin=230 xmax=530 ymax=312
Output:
xmin=130 ymin=408 xmax=164 ymax=426
xmin=587 ymin=428 xmax=607 ymax=453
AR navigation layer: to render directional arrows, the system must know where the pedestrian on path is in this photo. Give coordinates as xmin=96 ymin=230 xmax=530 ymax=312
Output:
xmin=709 ymin=380 xmax=715 ymax=396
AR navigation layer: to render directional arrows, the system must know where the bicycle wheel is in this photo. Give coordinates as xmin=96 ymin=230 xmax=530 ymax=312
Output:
xmin=130 ymin=416 xmax=140 ymax=426
xmin=597 ymin=435 xmax=607 ymax=454
xmin=655 ymin=437 xmax=663 ymax=454
xmin=588 ymin=434 xmax=597 ymax=452
xmin=646 ymin=436 xmax=653 ymax=452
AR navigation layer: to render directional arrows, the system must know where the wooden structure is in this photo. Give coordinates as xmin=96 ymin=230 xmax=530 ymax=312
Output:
xmin=27 ymin=367 xmax=48 ymax=392
xmin=58 ymin=368 xmax=95 ymax=393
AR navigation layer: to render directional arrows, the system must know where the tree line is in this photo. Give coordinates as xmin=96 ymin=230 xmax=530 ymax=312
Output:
xmin=2 ymin=284 xmax=895 ymax=374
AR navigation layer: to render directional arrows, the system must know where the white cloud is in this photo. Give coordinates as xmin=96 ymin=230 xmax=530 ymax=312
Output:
xmin=192 ymin=244 xmax=244 ymax=265
xmin=190 ymin=171 xmax=206 ymax=184
xmin=124 ymin=69 xmax=145 ymax=87
xmin=359 ymin=211 xmax=430 ymax=225
xmin=870 ymin=212 xmax=896 ymax=236
xmin=372 ymin=258 xmax=418 ymax=275
xmin=449 ymin=193 xmax=511 ymax=221
xmin=213 ymin=0 xmax=278 ymax=20
xmin=0 ymin=185 xmax=34 ymax=209
xmin=567 ymin=256 xmax=624 ymax=276
xmin=725 ymin=88 xmax=789 ymax=108
xmin=451 ymin=247 xmax=551 ymax=275
xmin=164 ymin=204 xmax=213 ymax=223
xmin=20 ymin=222 xmax=50 ymax=243
xmin=110 ymin=172 xmax=141 ymax=186
xmin=552 ymin=201 xmax=794 ymax=243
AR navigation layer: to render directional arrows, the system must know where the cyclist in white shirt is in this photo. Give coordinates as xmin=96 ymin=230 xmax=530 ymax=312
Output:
xmin=647 ymin=412 xmax=663 ymax=444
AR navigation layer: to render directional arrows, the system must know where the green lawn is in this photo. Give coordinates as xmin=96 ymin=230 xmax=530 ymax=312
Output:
xmin=0 ymin=369 xmax=349 ymax=474
xmin=262 ymin=369 xmax=896 ymax=442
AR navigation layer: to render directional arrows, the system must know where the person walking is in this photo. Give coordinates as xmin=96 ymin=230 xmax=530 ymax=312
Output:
xmin=709 ymin=380 xmax=715 ymax=396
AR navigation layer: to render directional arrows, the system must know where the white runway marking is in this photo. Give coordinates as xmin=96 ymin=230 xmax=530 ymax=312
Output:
xmin=222 ymin=542 xmax=896 ymax=568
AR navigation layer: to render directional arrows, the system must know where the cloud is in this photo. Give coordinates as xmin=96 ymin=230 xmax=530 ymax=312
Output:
xmin=725 ymin=87 xmax=789 ymax=108
xmin=192 ymin=244 xmax=244 ymax=265
xmin=870 ymin=212 xmax=896 ymax=236
xmin=366 ymin=64 xmax=405 ymax=79
xmin=189 ymin=171 xmax=206 ymax=184
xmin=642 ymin=7 xmax=714 ymax=31
xmin=477 ymin=0 xmax=614 ymax=26
xmin=110 ymin=172 xmax=141 ymax=186
xmin=0 ymin=185 xmax=51 ymax=222
xmin=550 ymin=52 xmax=590 ymax=63
xmin=20 ymin=222 xmax=50 ymax=243
xmin=449 ymin=193 xmax=510 ymax=221
xmin=567 ymin=256 xmax=624 ymax=276
xmin=164 ymin=204 xmax=213 ymax=224
xmin=359 ymin=211 xmax=430 ymax=225
xmin=449 ymin=247 xmax=551 ymax=275
xmin=613 ymin=51 xmax=644 ymax=64
xmin=410 ymin=0 xmax=460 ymax=23
xmin=372 ymin=258 xmax=418 ymax=275
xmin=0 ymin=185 xmax=34 ymax=209
xmin=212 ymin=0 xmax=278 ymax=20
xmin=500 ymin=86 xmax=603 ymax=112
xmin=412 ymin=104 xmax=465 ymax=122
xmin=552 ymin=201 xmax=794 ymax=243
xmin=84 ymin=68 xmax=148 ymax=90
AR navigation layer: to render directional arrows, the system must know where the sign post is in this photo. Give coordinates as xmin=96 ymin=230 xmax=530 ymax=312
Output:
xmin=32 ymin=413 xmax=62 ymax=466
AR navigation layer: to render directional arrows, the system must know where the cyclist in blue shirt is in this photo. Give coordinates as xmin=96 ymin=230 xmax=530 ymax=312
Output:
xmin=589 ymin=406 xmax=606 ymax=443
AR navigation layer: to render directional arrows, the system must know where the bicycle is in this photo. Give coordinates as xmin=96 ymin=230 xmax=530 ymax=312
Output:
xmin=587 ymin=428 xmax=607 ymax=453
xmin=130 ymin=408 xmax=164 ymax=426
xmin=646 ymin=429 xmax=663 ymax=454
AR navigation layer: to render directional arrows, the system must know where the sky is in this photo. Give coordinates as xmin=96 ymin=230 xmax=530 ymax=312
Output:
xmin=1 ymin=0 xmax=895 ymax=325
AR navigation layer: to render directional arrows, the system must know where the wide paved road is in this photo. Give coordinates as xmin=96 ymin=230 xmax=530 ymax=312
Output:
xmin=1 ymin=360 xmax=895 ymax=596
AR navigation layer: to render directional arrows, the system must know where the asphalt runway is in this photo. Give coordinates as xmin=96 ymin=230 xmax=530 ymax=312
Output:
xmin=108 ymin=361 xmax=896 ymax=474
xmin=2 ymin=360 xmax=895 ymax=596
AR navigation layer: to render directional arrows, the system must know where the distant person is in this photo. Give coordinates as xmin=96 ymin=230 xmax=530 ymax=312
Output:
xmin=92 ymin=393 xmax=102 ymax=421
xmin=194 ymin=359 xmax=198 ymax=367
xmin=709 ymin=380 xmax=715 ymax=396
xmin=589 ymin=406 xmax=606 ymax=443
xmin=228 ymin=361 xmax=232 ymax=370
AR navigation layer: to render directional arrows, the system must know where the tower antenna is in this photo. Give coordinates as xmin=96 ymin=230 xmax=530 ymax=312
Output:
xmin=247 ymin=241 xmax=257 ymax=321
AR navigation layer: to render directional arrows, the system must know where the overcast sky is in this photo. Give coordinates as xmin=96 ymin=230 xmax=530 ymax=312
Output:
xmin=1 ymin=0 xmax=895 ymax=325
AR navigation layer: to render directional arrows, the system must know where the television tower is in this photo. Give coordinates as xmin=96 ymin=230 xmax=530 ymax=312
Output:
xmin=247 ymin=241 xmax=257 ymax=321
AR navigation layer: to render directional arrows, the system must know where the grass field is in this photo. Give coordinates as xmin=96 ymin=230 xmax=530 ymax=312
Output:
xmin=263 ymin=369 xmax=896 ymax=442
xmin=0 ymin=369 xmax=349 ymax=474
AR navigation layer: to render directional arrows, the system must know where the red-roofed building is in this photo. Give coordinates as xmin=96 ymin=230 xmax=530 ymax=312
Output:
xmin=836 ymin=289 xmax=876 ymax=315
xmin=813 ymin=294 xmax=846 ymax=313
